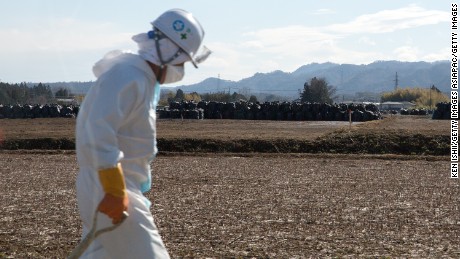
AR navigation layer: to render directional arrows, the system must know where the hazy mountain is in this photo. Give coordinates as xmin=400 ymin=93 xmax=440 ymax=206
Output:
xmin=37 ymin=60 xmax=449 ymax=101
xmin=175 ymin=60 xmax=450 ymax=100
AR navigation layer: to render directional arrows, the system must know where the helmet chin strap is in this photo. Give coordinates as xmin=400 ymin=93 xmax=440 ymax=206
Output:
xmin=149 ymin=28 xmax=184 ymax=82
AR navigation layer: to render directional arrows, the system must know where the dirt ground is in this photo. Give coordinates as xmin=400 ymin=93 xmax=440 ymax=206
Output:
xmin=0 ymin=115 xmax=457 ymax=258
xmin=0 ymin=114 xmax=450 ymax=141
xmin=0 ymin=152 xmax=458 ymax=258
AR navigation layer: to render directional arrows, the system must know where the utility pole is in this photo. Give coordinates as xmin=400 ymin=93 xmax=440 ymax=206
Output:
xmin=340 ymin=67 xmax=344 ymax=86
xmin=430 ymin=85 xmax=433 ymax=110
xmin=217 ymin=74 xmax=220 ymax=92
xmin=394 ymin=72 xmax=399 ymax=90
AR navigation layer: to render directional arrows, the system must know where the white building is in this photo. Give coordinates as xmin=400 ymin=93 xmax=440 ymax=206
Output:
xmin=380 ymin=101 xmax=415 ymax=110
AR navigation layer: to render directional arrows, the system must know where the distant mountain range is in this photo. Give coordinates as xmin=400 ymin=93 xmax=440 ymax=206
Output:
xmin=174 ymin=60 xmax=450 ymax=100
xmin=39 ymin=60 xmax=450 ymax=101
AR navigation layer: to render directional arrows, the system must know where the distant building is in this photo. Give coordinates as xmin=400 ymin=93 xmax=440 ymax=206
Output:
xmin=380 ymin=101 xmax=415 ymax=110
xmin=56 ymin=98 xmax=78 ymax=105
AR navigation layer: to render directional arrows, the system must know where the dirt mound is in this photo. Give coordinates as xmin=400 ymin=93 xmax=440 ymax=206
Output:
xmin=1 ymin=138 xmax=75 ymax=150
xmin=318 ymin=130 xmax=448 ymax=155
xmin=0 ymin=130 xmax=449 ymax=156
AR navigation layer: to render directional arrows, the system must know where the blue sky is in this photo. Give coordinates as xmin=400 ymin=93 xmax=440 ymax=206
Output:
xmin=0 ymin=1 xmax=451 ymax=87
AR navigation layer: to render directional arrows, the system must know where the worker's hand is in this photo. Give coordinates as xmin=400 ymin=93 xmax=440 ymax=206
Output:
xmin=98 ymin=193 xmax=129 ymax=224
xmin=97 ymin=163 xmax=128 ymax=224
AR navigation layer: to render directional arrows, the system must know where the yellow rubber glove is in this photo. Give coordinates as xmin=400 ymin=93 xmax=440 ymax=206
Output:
xmin=97 ymin=163 xmax=129 ymax=224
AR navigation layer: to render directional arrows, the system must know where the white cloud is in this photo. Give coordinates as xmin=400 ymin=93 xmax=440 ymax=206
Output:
xmin=326 ymin=4 xmax=449 ymax=34
xmin=240 ymin=40 xmax=265 ymax=49
xmin=0 ymin=4 xmax=449 ymax=84
xmin=358 ymin=36 xmax=376 ymax=46
xmin=422 ymin=47 xmax=450 ymax=61
xmin=242 ymin=25 xmax=340 ymax=57
xmin=0 ymin=18 xmax=141 ymax=82
xmin=393 ymin=46 xmax=420 ymax=61
xmin=0 ymin=18 xmax=134 ymax=53
xmin=311 ymin=9 xmax=336 ymax=15
xmin=218 ymin=4 xmax=449 ymax=75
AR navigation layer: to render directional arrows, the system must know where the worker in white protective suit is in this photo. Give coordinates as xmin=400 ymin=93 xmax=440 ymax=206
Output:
xmin=75 ymin=9 xmax=211 ymax=258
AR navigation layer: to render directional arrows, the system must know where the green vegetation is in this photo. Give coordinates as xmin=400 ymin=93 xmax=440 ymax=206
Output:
xmin=381 ymin=86 xmax=449 ymax=109
xmin=55 ymin=88 xmax=72 ymax=98
xmin=300 ymin=77 xmax=337 ymax=103
xmin=0 ymin=82 xmax=54 ymax=104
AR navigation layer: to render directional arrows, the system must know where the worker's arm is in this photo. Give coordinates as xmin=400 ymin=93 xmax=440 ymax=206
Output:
xmin=97 ymin=163 xmax=128 ymax=224
xmin=83 ymin=69 xmax=146 ymax=223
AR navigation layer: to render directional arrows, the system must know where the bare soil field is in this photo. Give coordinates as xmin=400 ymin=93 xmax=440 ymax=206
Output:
xmin=0 ymin=115 xmax=457 ymax=258
xmin=0 ymin=115 xmax=450 ymax=141
xmin=1 ymin=153 xmax=458 ymax=258
xmin=0 ymin=117 xmax=349 ymax=141
xmin=0 ymin=115 xmax=451 ymax=155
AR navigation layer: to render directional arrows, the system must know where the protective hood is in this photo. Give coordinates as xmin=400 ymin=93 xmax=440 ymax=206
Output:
xmin=132 ymin=32 xmax=189 ymax=66
xmin=92 ymin=50 xmax=155 ymax=80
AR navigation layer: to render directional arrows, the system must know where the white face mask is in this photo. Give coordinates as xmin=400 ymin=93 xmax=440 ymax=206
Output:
xmin=162 ymin=64 xmax=185 ymax=84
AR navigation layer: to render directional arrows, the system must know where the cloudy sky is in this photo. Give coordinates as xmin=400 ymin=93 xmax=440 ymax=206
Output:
xmin=0 ymin=1 xmax=450 ymax=86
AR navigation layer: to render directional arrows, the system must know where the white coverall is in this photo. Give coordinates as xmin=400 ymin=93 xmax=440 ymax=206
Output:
xmin=75 ymin=51 xmax=170 ymax=258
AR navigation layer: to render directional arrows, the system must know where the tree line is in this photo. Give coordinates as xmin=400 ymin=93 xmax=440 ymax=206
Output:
xmin=158 ymin=89 xmax=258 ymax=106
xmin=300 ymin=78 xmax=449 ymax=109
xmin=161 ymin=77 xmax=336 ymax=106
xmin=0 ymin=82 xmax=55 ymax=105
xmin=0 ymin=82 xmax=79 ymax=105
xmin=1 ymin=78 xmax=448 ymax=108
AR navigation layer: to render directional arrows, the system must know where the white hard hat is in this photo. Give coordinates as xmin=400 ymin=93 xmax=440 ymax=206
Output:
xmin=151 ymin=9 xmax=211 ymax=68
